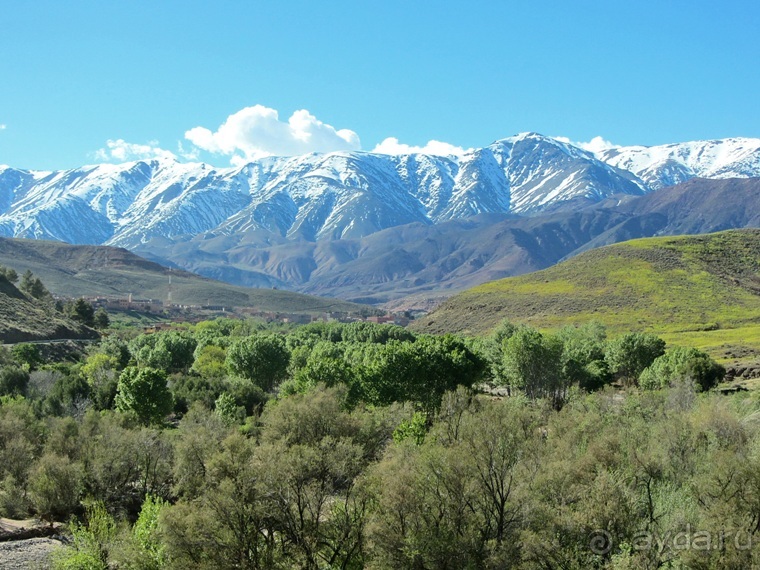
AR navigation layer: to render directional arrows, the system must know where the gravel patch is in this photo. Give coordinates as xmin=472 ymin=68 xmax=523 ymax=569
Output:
xmin=0 ymin=537 xmax=65 ymax=570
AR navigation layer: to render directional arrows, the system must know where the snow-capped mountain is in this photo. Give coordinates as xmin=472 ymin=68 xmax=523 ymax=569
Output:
xmin=597 ymin=137 xmax=760 ymax=190
xmin=0 ymin=133 xmax=647 ymax=248
xmin=0 ymin=133 xmax=758 ymax=254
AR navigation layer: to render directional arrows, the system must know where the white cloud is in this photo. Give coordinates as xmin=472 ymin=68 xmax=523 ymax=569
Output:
xmin=185 ymin=105 xmax=361 ymax=164
xmin=372 ymin=137 xmax=469 ymax=157
xmin=554 ymin=135 xmax=620 ymax=156
xmin=0 ymin=124 xmax=6 ymax=130
xmin=95 ymin=139 xmax=177 ymax=162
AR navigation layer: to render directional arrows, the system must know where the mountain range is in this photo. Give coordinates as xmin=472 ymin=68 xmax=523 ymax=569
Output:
xmin=2 ymin=133 xmax=759 ymax=304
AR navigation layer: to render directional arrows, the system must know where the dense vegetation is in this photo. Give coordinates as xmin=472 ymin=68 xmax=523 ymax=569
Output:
xmin=4 ymin=314 xmax=757 ymax=569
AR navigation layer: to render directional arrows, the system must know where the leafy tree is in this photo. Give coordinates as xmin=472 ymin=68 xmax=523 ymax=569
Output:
xmin=0 ymin=366 xmax=29 ymax=397
xmin=191 ymin=344 xmax=227 ymax=379
xmin=115 ymin=367 xmax=173 ymax=425
xmin=0 ymin=265 xmax=18 ymax=283
xmin=214 ymin=392 xmax=243 ymax=426
xmin=502 ymin=326 xmax=566 ymax=407
xmin=96 ymin=336 xmax=131 ymax=369
xmin=66 ymin=298 xmax=96 ymax=327
xmin=112 ymin=495 xmax=168 ymax=570
xmin=19 ymin=269 xmax=50 ymax=300
xmin=341 ymin=321 xmax=415 ymax=344
xmin=392 ymin=411 xmax=427 ymax=445
xmin=45 ymin=373 xmax=91 ymax=417
xmin=11 ymin=343 xmax=42 ymax=370
xmin=225 ymin=334 xmax=290 ymax=392
xmin=605 ymin=332 xmax=666 ymax=385
xmin=639 ymin=346 xmax=725 ymax=391
xmin=169 ymin=374 xmax=225 ymax=415
xmin=156 ymin=331 xmax=197 ymax=373
xmin=556 ymin=322 xmax=611 ymax=391
xmin=52 ymin=501 xmax=116 ymax=570
xmin=93 ymin=308 xmax=110 ymax=329
xmin=81 ymin=353 xmax=120 ymax=410
xmin=354 ymin=335 xmax=484 ymax=412
xmin=288 ymin=341 xmax=355 ymax=394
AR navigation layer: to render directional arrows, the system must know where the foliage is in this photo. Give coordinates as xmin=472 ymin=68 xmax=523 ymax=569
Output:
xmin=93 ymin=308 xmax=110 ymax=329
xmin=0 ymin=365 xmax=29 ymax=396
xmin=502 ymin=326 xmax=567 ymax=407
xmin=605 ymin=332 xmax=666 ymax=385
xmin=0 ymin=264 xmax=18 ymax=283
xmin=11 ymin=343 xmax=42 ymax=370
xmin=115 ymin=367 xmax=173 ymax=425
xmin=65 ymin=298 xmax=96 ymax=327
xmin=28 ymin=452 xmax=83 ymax=522
xmin=392 ymin=411 xmax=427 ymax=445
xmin=191 ymin=344 xmax=227 ymax=378
xmin=10 ymin=314 xmax=760 ymax=569
xmin=19 ymin=269 xmax=51 ymax=300
xmin=52 ymin=501 xmax=116 ymax=570
xmin=639 ymin=346 xmax=725 ymax=391
xmin=225 ymin=333 xmax=290 ymax=392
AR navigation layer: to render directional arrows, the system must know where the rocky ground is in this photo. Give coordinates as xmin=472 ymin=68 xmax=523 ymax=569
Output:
xmin=0 ymin=537 xmax=65 ymax=569
xmin=0 ymin=519 xmax=66 ymax=570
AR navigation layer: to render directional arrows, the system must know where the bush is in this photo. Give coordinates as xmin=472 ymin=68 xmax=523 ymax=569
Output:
xmin=28 ymin=452 xmax=83 ymax=522
xmin=639 ymin=346 xmax=725 ymax=391
xmin=0 ymin=366 xmax=29 ymax=397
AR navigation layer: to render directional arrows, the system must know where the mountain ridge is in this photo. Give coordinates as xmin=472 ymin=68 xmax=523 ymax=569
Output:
xmin=2 ymin=134 xmax=759 ymax=303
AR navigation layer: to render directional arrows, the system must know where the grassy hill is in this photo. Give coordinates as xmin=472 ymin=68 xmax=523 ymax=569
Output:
xmin=0 ymin=275 xmax=98 ymax=343
xmin=411 ymin=229 xmax=760 ymax=360
xmin=0 ymin=238 xmax=366 ymax=315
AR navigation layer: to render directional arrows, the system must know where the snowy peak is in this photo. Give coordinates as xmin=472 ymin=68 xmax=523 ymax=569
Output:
xmin=0 ymin=134 xmax=758 ymax=251
xmin=598 ymin=137 xmax=760 ymax=190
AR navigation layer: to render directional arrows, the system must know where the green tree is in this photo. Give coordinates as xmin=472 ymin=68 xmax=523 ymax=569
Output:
xmin=11 ymin=343 xmax=41 ymax=370
xmin=93 ymin=308 xmax=110 ymax=329
xmin=605 ymin=332 xmax=666 ymax=386
xmin=502 ymin=326 xmax=566 ymax=407
xmin=0 ymin=265 xmax=18 ymax=283
xmin=0 ymin=366 xmax=29 ymax=397
xmin=66 ymin=298 xmax=96 ymax=327
xmin=115 ymin=367 xmax=173 ymax=425
xmin=81 ymin=353 xmax=120 ymax=410
xmin=52 ymin=501 xmax=116 ymax=570
xmin=556 ymin=322 xmax=611 ymax=391
xmin=191 ymin=345 xmax=227 ymax=379
xmin=225 ymin=334 xmax=290 ymax=392
xmin=19 ymin=269 xmax=50 ymax=300
xmin=156 ymin=331 xmax=197 ymax=373
xmin=639 ymin=346 xmax=725 ymax=391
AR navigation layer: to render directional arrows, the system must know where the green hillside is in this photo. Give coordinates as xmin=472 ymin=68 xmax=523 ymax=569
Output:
xmin=412 ymin=229 xmax=760 ymax=358
xmin=0 ymin=275 xmax=98 ymax=343
xmin=0 ymin=238 xmax=365 ymax=314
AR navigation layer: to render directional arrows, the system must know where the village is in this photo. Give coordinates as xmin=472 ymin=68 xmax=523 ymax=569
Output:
xmin=83 ymin=294 xmax=412 ymax=332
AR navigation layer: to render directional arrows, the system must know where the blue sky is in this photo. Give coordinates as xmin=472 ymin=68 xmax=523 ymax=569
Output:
xmin=1 ymin=0 xmax=758 ymax=170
